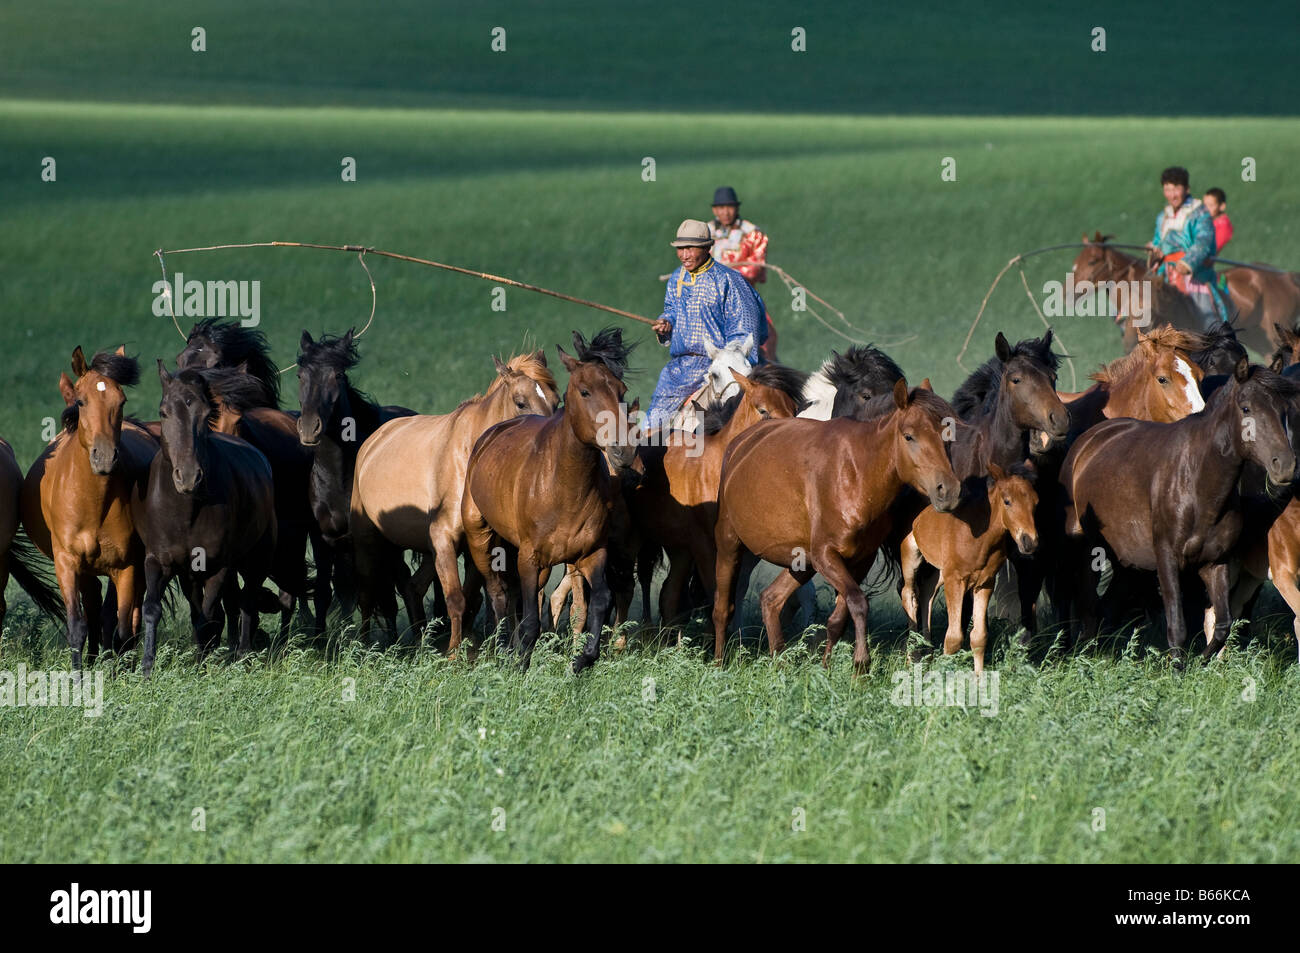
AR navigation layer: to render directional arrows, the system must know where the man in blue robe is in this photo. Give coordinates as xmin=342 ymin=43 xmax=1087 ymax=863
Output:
xmin=647 ymin=219 xmax=766 ymax=430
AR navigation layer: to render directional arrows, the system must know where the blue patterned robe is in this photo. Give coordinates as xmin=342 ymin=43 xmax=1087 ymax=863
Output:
xmin=647 ymin=258 xmax=766 ymax=429
xmin=1153 ymin=196 xmax=1227 ymax=322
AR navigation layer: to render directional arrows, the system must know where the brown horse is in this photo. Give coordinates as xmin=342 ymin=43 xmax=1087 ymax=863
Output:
xmin=633 ymin=368 xmax=798 ymax=626
xmin=350 ymin=351 xmax=560 ymax=649
xmin=711 ymin=380 xmax=961 ymax=671
xmin=20 ymin=347 xmax=158 ymax=668
xmin=0 ymin=439 xmax=64 ymax=637
xmin=463 ymin=329 xmax=639 ymax=672
xmin=1059 ymin=358 xmax=1298 ymax=661
xmin=1073 ymin=233 xmax=1300 ymax=356
xmin=901 ymin=463 xmax=1038 ymax=674
xmin=1056 ymin=326 xmax=1206 ymax=435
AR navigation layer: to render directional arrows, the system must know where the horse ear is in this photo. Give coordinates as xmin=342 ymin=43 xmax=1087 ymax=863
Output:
xmin=114 ymin=344 xmax=126 ymax=357
xmin=235 ymin=361 xmax=249 ymax=375
xmin=1234 ymin=355 xmax=1250 ymax=383
xmin=342 ymin=328 xmax=355 ymax=348
xmin=493 ymin=355 xmax=509 ymax=376
xmin=1269 ymin=351 xmax=1285 ymax=374
xmin=740 ymin=332 xmax=754 ymax=354
xmin=627 ymin=397 xmax=640 ymax=416
xmin=556 ymin=345 xmax=579 ymax=373
xmin=918 ymin=377 xmax=933 ymax=391
xmin=1082 ymin=233 xmax=1091 ymax=243
xmin=70 ymin=346 xmax=87 ymax=378
xmin=1274 ymin=323 xmax=1294 ymax=346
xmin=987 ymin=462 xmax=1006 ymax=482
xmin=705 ymin=341 xmax=720 ymax=360
xmin=1093 ymin=230 xmax=1105 ymax=242
xmin=729 ymin=367 xmax=751 ymax=389
xmin=58 ymin=372 xmax=76 ymax=406
xmin=157 ymin=358 xmax=172 ymax=388
xmin=994 ymin=332 xmax=1012 ymax=363
xmin=892 ymin=377 xmax=909 ymax=410
xmin=531 ymin=348 xmax=547 ymax=367
xmin=300 ymin=330 xmax=314 ymax=352
xmin=690 ymin=399 xmax=705 ymax=413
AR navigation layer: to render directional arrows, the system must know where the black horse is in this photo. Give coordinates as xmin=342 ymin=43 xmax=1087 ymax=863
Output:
xmin=296 ymin=330 xmax=416 ymax=626
xmin=178 ymin=318 xmax=282 ymax=407
xmin=133 ymin=364 xmax=278 ymax=676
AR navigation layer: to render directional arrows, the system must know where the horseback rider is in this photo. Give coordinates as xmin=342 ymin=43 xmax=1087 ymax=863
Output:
xmin=708 ymin=186 xmax=779 ymax=362
xmin=647 ymin=219 xmax=765 ymax=431
xmin=1146 ymin=166 xmax=1227 ymax=328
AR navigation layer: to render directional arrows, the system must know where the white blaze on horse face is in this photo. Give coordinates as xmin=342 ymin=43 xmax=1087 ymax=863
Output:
xmin=535 ymin=383 xmax=546 ymax=403
xmin=1174 ymin=356 xmax=1204 ymax=414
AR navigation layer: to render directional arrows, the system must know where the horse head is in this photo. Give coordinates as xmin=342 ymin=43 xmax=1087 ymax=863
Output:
xmin=60 ymin=345 xmax=139 ymax=476
xmin=703 ymin=334 xmax=754 ymax=404
xmin=491 ymin=350 xmax=560 ymax=417
xmin=559 ymin=327 xmax=639 ymax=470
xmin=157 ymin=361 xmax=216 ymax=494
xmin=987 ymin=462 xmax=1039 ymax=556
xmin=1229 ymin=358 xmax=1299 ymax=486
xmin=296 ymin=329 xmax=358 ymax=446
xmin=889 ymin=378 xmax=960 ymax=513
xmin=995 ymin=330 xmax=1069 ymax=444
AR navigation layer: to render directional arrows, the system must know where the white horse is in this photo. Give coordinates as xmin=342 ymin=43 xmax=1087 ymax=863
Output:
xmin=669 ymin=333 xmax=755 ymax=432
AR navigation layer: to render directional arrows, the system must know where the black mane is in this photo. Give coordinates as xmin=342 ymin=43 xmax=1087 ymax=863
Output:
xmin=573 ymin=327 xmax=635 ymax=379
xmin=298 ymin=329 xmax=361 ymax=373
xmin=89 ymin=350 xmax=141 ymax=387
xmin=823 ymin=345 xmax=904 ymax=396
xmin=186 ymin=318 xmax=281 ymax=406
xmin=952 ymin=332 xmax=1061 ymax=420
xmin=748 ymin=363 xmax=811 ymax=414
xmin=195 ymin=365 xmax=276 ymax=415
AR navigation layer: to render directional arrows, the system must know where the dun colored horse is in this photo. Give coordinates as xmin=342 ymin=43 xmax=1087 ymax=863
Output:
xmin=1073 ymin=233 xmax=1300 ymax=357
xmin=350 ymin=351 xmax=560 ymax=648
xmin=712 ymin=380 xmax=961 ymax=671
xmin=20 ymin=347 xmax=157 ymax=668
xmin=134 ymin=364 xmax=277 ymax=676
xmin=1059 ymin=358 xmax=1298 ymax=660
xmin=901 ymin=463 xmax=1038 ymax=674
xmin=462 ymin=329 xmax=638 ymax=672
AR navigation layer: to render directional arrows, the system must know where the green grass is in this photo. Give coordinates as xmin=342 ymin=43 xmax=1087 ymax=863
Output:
xmin=3 ymin=4 xmax=1300 ymax=863
xmin=3 ymin=613 xmax=1299 ymax=863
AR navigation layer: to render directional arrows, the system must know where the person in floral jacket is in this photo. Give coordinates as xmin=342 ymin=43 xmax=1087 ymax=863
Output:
xmin=709 ymin=187 xmax=779 ymax=361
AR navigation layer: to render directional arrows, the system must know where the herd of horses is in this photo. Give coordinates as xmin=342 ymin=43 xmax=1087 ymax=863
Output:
xmin=5 ymin=238 xmax=1300 ymax=677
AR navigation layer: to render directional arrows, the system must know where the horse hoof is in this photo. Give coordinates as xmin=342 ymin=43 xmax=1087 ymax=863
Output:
xmin=571 ymin=653 xmax=596 ymax=674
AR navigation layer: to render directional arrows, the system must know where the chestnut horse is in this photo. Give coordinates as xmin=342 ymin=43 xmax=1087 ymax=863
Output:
xmin=712 ymin=380 xmax=961 ymax=671
xmin=463 ymin=329 xmax=638 ymax=672
xmin=134 ymin=365 xmax=277 ymax=675
xmin=20 ymin=347 xmax=158 ymax=668
xmin=633 ymin=368 xmax=798 ymax=626
xmin=350 ymin=351 xmax=560 ymax=649
xmin=1073 ymin=233 xmax=1300 ymax=357
xmin=1059 ymin=358 xmax=1298 ymax=661
xmin=901 ymin=463 xmax=1038 ymax=674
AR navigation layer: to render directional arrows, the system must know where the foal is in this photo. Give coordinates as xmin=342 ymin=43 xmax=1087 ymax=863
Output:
xmin=134 ymin=365 xmax=277 ymax=676
xmin=901 ymin=463 xmax=1039 ymax=674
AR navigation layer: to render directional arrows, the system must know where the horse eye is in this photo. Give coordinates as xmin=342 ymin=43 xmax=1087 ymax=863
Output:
xmin=1004 ymin=498 xmax=1011 ymax=506
xmin=1010 ymin=377 xmax=1021 ymax=385
xmin=580 ymin=389 xmax=590 ymax=398
xmin=159 ymin=408 xmax=167 ymax=419
xmin=76 ymin=399 xmax=85 ymax=407
xmin=1157 ymin=376 xmax=1169 ymax=385
xmin=904 ymin=433 xmax=914 ymax=442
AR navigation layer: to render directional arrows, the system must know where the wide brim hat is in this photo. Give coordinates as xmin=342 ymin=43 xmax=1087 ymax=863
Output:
xmin=670 ymin=218 xmax=714 ymax=247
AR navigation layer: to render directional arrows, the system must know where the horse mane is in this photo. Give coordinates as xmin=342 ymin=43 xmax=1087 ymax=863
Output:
xmin=859 ymin=386 xmax=956 ymax=422
xmin=460 ymin=351 xmax=560 ymax=410
xmin=188 ymin=318 xmax=281 ymax=406
xmin=89 ymin=350 xmax=141 ymax=387
xmin=989 ymin=460 xmax=1038 ymax=487
xmin=1091 ymin=326 xmax=1205 ymax=384
xmin=952 ymin=332 xmax=1060 ymax=418
xmin=194 ymin=365 xmax=276 ymax=415
xmin=700 ymin=394 xmax=742 ymax=434
xmin=1192 ymin=322 xmax=1247 ymax=371
xmin=299 ymin=330 xmax=381 ymax=415
xmin=822 ymin=344 xmax=904 ymax=395
xmin=61 ymin=350 xmax=141 ymax=432
xmin=572 ymin=327 xmax=635 ymax=379
xmin=748 ymin=363 xmax=811 ymax=414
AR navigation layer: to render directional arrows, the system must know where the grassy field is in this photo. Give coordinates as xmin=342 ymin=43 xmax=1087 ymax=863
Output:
xmin=2 ymin=3 xmax=1299 ymax=863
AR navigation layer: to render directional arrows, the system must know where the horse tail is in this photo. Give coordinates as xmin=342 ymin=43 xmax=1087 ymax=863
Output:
xmin=5 ymin=531 xmax=65 ymax=627
xmin=636 ymin=541 xmax=662 ymax=623
xmin=864 ymin=540 xmax=902 ymax=599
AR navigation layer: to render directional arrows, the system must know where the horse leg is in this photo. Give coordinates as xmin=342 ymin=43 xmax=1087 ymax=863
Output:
xmin=814 ymin=550 xmax=871 ymax=674
xmin=1198 ymin=562 xmax=1232 ymax=660
xmin=900 ymin=533 xmax=924 ymax=630
xmin=548 ymin=568 xmax=574 ymax=633
xmin=99 ymin=580 xmax=116 ymax=656
xmin=636 ymin=543 xmax=658 ymax=624
xmin=1014 ymin=552 xmax=1043 ymax=643
xmin=430 ymin=535 xmax=468 ymax=657
xmin=464 ymin=499 xmax=510 ymax=650
xmin=730 ymin=551 xmax=760 ymax=630
xmin=970 ymin=584 xmax=994 ymax=676
xmin=140 ymin=556 xmax=171 ymax=678
xmin=310 ymin=530 xmax=334 ymax=636
xmin=109 ymin=565 xmax=139 ymax=660
xmin=572 ymin=548 xmax=611 ymax=673
xmin=783 ymin=580 xmax=817 ymax=634
xmin=759 ymin=569 xmax=810 ymax=655
xmin=56 ymin=556 xmax=90 ymax=671
xmin=537 ymin=565 xmax=554 ymax=635
xmin=711 ymin=520 xmax=744 ymax=664
xmin=1155 ymin=551 xmax=1187 ymax=666
xmin=402 ymin=553 xmax=435 ymax=641
xmin=239 ymin=550 xmax=272 ymax=659
xmin=941 ymin=575 xmax=968 ymax=658
xmin=823 ymin=593 xmax=850 ymax=666
xmin=76 ymin=573 xmax=103 ymax=667
xmin=1269 ymin=550 xmax=1300 ymax=662
xmin=657 ymin=548 xmax=691 ymax=629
